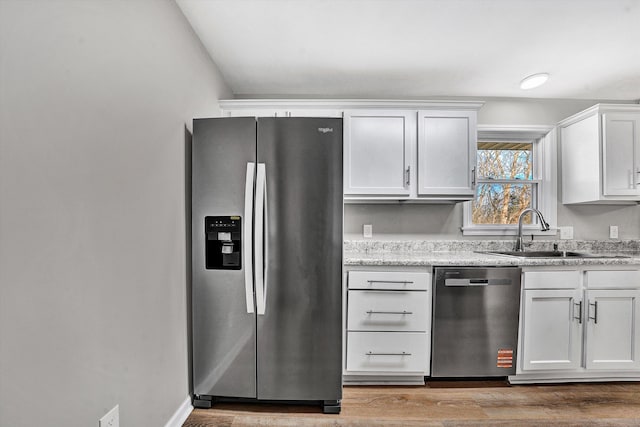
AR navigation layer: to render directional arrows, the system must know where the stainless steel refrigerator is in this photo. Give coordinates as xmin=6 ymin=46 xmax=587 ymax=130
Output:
xmin=191 ymin=117 xmax=343 ymax=413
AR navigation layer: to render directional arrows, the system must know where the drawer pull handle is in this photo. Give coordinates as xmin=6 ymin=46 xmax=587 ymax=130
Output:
xmin=366 ymin=351 xmax=411 ymax=356
xmin=365 ymin=310 xmax=413 ymax=315
xmin=367 ymin=280 xmax=413 ymax=285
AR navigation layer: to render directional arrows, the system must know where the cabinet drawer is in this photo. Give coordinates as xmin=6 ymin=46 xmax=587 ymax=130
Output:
xmin=586 ymin=270 xmax=640 ymax=289
xmin=348 ymin=290 xmax=428 ymax=332
xmin=346 ymin=332 xmax=428 ymax=373
xmin=348 ymin=271 xmax=429 ymax=291
xmin=523 ymin=270 xmax=580 ymax=289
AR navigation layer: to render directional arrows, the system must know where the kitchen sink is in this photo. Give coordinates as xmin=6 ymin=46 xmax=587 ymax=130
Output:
xmin=480 ymin=250 xmax=629 ymax=259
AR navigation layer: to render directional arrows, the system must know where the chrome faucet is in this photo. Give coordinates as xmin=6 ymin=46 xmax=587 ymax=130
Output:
xmin=515 ymin=208 xmax=550 ymax=251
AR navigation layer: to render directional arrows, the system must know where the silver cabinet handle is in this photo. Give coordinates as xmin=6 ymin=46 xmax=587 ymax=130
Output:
xmin=573 ymin=300 xmax=582 ymax=324
xmin=405 ymin=165 xmax=411 ymax=186
xmin=365 ymin=310 xmax=413 ymax=315
xmin=367 ymin=280 xmax=413 ymax=285
xmin=588 ymin=301 xmax=598 ymax=324
xmin=471 ymin=166 xmax=477 ymax=187
xmin=366 ymin=351 xmax=411 ymax=356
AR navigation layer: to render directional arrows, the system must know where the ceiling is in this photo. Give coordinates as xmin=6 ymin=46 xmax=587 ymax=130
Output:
xmin=176 ymin=0 xmax=640 ymax=101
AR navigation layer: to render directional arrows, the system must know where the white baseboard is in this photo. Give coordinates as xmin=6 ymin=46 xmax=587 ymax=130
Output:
xmin=164 ymin=396 xmax=193 ymax=427
xmin=509 ymin=374 xmax=640 ymax=384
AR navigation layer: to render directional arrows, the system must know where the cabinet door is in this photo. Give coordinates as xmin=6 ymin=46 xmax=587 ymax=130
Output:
xmin=602 ymin=113 xmax=640 ymax=196
xmin=521 ymin=289 xmax=583 ymax=371
xmin=343 ymin=110 xmax=414 ymax=196
xmin=417 ymin=110 xmax=476 ymax=197
xmin=560 ymin=114 xmax=602 ymax=204
xmin=585 ymin=289 xmax=640 ymax=371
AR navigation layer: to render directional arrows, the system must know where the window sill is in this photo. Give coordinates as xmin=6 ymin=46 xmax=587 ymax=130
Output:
xmin=462 ymin=226 xmax=558 ymax=237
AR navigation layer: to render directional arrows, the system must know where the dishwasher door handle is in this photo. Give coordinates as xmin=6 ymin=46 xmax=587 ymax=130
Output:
xmin=445 ymin=278 xmax=512 ymax=286
xmin=445 ymin=279 xmax=487 ymax=286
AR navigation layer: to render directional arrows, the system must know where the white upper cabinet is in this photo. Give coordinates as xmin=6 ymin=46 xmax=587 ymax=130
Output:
xmin=602 ymin=113 xmax=640 ymax=197
xmin=219 ymin=99 xmax=483 ymax=202
xmin=417 ymin=110 xmax=477 ymax=197
xmin=343 ymin=110 xmax=414 ymax=196
xmin=559 ymin=104 xmax=640 ymax=204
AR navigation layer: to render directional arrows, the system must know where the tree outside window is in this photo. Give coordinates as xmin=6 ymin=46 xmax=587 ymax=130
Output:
xmin=471 ymin=142 xmax=537 ymax=225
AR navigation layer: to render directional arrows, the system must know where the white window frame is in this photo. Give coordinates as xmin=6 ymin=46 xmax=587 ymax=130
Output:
xmin=462 ymin=125 xmax=557 ymax=236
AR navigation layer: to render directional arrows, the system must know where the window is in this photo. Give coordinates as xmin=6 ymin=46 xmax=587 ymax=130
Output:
xmin=473 ymin=141 xmax=535 ymax=224
xmin=462 ymin=126 xmax=557 ymax=236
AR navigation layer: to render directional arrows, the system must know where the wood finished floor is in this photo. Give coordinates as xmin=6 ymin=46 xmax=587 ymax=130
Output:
xmin=183 ymin=381 xmax=640 ymax=426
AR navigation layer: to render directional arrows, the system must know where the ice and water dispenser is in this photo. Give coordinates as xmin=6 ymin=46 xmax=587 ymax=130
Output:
xmin=205 ymin=216 xmax=241 ymax=270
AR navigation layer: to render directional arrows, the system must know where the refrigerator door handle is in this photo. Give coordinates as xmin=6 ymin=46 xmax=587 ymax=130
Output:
xmin=263 ymin=165 xmax=269 ymax=314
xmin=243 ymin=163 xmax=255 ymax=314
xmin=255 ymin=163 xmax=268 ymax=315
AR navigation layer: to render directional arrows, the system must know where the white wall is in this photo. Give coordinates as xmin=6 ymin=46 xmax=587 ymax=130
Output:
xmin=0 ymin=1 xmax=231 ymax=426
xmin=345 ymin=98 xmax=640 ymax=240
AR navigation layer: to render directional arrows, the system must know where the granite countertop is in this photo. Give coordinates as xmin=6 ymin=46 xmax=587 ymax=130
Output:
xmin=344 ymin=240 xmax=640 ymax=267
xmin=345 ymin=250 xmax=640 ymax=267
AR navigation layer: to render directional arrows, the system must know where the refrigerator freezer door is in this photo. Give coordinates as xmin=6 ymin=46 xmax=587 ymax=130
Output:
xmin=192 ymin=117 xmax=257 ymax=398
xmin=256 ymin=118 xmax=343 ymax=401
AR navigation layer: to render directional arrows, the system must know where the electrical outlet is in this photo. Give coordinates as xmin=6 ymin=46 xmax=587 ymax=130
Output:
xmin=363 ymin=224 xmax=373 ymax=238
xmin=99 ymin=405 xmax=119 ymax=427
xmin=558 ymin=226 xmax=574 ymax=240
xmin=610 ymin=225 xmax=619 ymax=239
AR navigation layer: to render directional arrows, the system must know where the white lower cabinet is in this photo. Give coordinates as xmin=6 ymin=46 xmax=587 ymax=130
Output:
xmin=584 ymin=288 xmax=640 ymax=371
xmin=521 ymin=288 xmax=583 ymax=371
xmin=513 ymin=268 xmax=640 ymax=383
xmin=344 ymin=269 xmax=431 ymax=384
xmin=346 ymin=332 xmax=428 ymax=373
xmin=347 ymin=290 xmax=429 ymax=332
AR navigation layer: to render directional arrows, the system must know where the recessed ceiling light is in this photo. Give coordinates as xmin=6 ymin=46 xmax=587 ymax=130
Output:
xmin=520 ymin=73 xmax=549 ymax=90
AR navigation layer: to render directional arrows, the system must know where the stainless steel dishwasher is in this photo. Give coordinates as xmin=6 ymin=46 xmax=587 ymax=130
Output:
xmin=431 ymin=267 xmax=522 ymax=377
